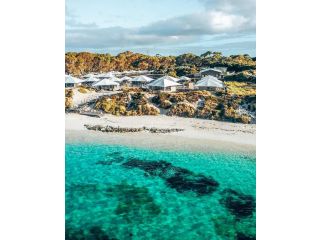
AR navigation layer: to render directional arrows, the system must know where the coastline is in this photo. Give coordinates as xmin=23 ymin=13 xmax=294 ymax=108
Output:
xmin=65 ymin=113 xmax=256 ymax=155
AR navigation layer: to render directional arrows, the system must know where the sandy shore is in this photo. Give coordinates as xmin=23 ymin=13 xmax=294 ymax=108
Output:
xmin=65 ymin=113 xmax=256 ymax=154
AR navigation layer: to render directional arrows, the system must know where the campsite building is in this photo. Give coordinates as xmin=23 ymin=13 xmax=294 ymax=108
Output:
xmin=92 ymin=78 xmax=120 ymax=91
xmin=147 ymin=76 xmax=181 ymax=92
xmin=65 ymin=75 xmax=82 ymax=88
xmin=195 ymin=76 xmax=225 ymax=91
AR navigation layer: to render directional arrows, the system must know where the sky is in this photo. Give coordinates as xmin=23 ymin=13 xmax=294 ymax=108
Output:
xmin=66 ymin=0 xmax=256 ymax=56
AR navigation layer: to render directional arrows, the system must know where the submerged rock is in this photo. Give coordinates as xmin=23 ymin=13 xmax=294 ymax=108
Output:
xmin=108 ymin=183 xmax=161 ymax=222
xmin=122 ymin=159 xmax=219 ymax=195
xmin=236 ymin=232 xmax=256 ymax=240
xmin=220 ymin=189 xmax=256 ymax=218
xmin=65 ymin=225 xmax=117 ymax=240
xmin=166 ymin=174 xmax=219 ymax=196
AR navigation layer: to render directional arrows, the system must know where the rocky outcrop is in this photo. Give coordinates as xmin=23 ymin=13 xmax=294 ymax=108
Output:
xmin=84 ymin=124 xmax=184 ymax=133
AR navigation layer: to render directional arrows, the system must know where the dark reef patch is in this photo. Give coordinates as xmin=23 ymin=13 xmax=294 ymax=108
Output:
xmin=122 ymin=158 xmax=219 ymax=195
xmin=65 ymin=225 xmax=117 ymax=240
xmin=220 ymin=189 xmax=255 ymax=218
xmin=95 ymin=151 xmax=126 ymax=165
xmin=108 ymin=182 xmax=161 ymax=222
xmin=236 ymin=232 xmax=256 ymax=240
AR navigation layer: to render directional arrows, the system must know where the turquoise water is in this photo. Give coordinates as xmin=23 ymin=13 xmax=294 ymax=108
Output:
xmin=66 ymin=144 xmax=256 ymax=240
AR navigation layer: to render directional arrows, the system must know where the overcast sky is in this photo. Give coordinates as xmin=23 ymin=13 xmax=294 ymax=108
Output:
xmin=66 ymin=0 xmax=256 ymax=56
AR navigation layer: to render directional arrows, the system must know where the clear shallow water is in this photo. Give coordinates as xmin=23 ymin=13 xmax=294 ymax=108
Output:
xmin=66 ymin=144 xmax=256 ymax=240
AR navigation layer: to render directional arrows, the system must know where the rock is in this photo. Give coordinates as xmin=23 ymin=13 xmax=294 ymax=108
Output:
xmin=122 ymin=159 xmax=219 ymax=196
xmin=84 ymin=124 xmax=184 ymax=134
xmin=220 ymin=189 xmax=255 ymax=218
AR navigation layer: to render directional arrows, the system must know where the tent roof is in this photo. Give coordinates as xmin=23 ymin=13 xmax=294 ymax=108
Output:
xmin=200 ymin=68 xmax=222 ymax=73
xmin=65 ymin=75 xmax=82 ymax=84
xmin=179 ymin=76 xmax=191 ymax=81
xmin=81 ymin=76 xmax=100 ymax=83
xmin=131 ymin=75 xmax=153 ymax=82
xmin=83 ymin=73 xmax=96 ymax=78
xmin=120 ymin=76 xmax=133 ymax=81
xmin=157 ymin=75 xmax=180 ymax=82
xmin=96 ymin=72 xmax=114 ymax=78
xmin=195 ymin=76 xmax=224 ymax=88
xmin=92 ymin=78 xmax=119 ymax=86
xmin=108 ymin=76 xmax=122 ymax=82
xmin=147 ymin=77 xmax=181 ymax=88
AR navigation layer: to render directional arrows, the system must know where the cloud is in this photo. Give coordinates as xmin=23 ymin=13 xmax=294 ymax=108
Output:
xmin=139 ymin=11 xmax=250 ymax=36
xmin=65 ymin=0 xmax=256 ymax=54
xmin=66 ymin=27 xmax=195 ymax=49
xmin=65 ymin=7 xmax=98 ymax=29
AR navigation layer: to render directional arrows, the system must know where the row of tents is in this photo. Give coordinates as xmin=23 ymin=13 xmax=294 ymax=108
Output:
xmin=65 ymin=74 xmax=225 ymax=91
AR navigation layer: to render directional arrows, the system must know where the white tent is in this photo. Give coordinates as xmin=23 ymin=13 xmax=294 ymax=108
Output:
xmin=157 ymin=75 xmax=180 ymax=82
xmin=178 ymin=76 xmax=191 ymax=82
xmin=65 ymin=75 xmax=82 ymax=87
xmin=65 ymin=75 xmax=82 ymax=84
xmin=131 ymin=75 xmax=154 ymax=86
xmin=108 ymin=76 xmax=122 ymax=83
xmin=120 ymin=76 xmax=133 ymax=81
xmin=96 ymin=72 xmax=114 ymax=78
xmin=147 ymin=76 xmax=181 ymax=92
xmin=81 ymin=76 xmax=100 ymax=84
xmin=93 ymin=78 xmax=119 ymax=87
xmin=195 ymin=76 xmax=225 ymax=89
xmin=83 ymin=73 xmax=96 ymax=78
xmin=131 ymin=75 xmax=153 ymax=83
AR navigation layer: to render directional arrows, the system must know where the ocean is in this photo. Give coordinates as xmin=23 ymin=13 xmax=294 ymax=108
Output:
xmin=66 ymin=144 xmax=256 ymax=240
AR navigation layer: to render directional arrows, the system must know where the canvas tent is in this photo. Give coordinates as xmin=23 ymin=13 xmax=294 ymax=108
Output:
xmin=92 ymin=78 xmax=120 ymax=91
xmin=131 ymin=75 xmax=153 ymax=86
xmin=156 ymin=75 xmax=180 ymax=82
xmin=178 ymin=76 xmax=191 ymax=82
xmin=65 ymin=75 xmax=82 ymax=88
xmin=195 ymin=76 xmax=225 ymax=90
xmin=83 ymin=73 xmax=96 ymax=78
xmin=80 ymin=76 xmax=100 ymax=86
xmin=96 ymin=72 xmax=114 ymax=78
xmin=147 ymin=76 xmax=181 ymax=92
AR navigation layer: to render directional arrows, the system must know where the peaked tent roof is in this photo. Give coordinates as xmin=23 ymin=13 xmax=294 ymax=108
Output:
xmin=200 ymin=68 xmax=222 ymax=73
xmin=96 ymin=72 xmax=114 ymax=78
xmin=147 ymin=77 xmax=181 ymax=88
xmin=65 ymin=75 xmax=82 ymax=84
xmin=195 ymin=76 xmax=225 ymax=88
xmin=157 ymin=75 xmax=180 ymax=82
xmin=121 ymin=76 xmax=133 ymax=81
xmin=179 ymin=76 xmax=191 ymax=81
xmin=83 ymin=73 xmax=96 ymax=78
xmin=108 ymin=76 xmax=122 ymax=83
xmin=92 ymin=78 xmax=119 ymax=87
xmin=213 ymin=67 xmax=227 ymax=73
xmin=81 ymin=76 xmax=100 ymax=83
xmin=131 ymin=75 xmax=153 ymax=82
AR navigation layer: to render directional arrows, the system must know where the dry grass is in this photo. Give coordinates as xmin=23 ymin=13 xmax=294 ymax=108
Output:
xmin=225 ymin=82 xmax=256 ymax=96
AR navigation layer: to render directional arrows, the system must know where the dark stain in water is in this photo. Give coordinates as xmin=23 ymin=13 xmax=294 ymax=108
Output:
xmin=236 ymin=232 xmax=256 ymax=240
xmin=65 ymin=225 xmax=118 ymax=240
xmin=220 ymin=189 xmax=255 ymax=218
xmin=107 ymin=182 xmax=161 ymax=222
xmin=122 ymin=158 xmax=219 ymax=196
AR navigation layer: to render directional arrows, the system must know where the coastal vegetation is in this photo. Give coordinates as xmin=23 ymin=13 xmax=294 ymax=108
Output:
xmin=65 ymin=51 xmax=256 ymax=80
xmin=65 ymin=89 xmax=73 ymax=109
xmin=91 ymin=89 xmax=254 ymax=123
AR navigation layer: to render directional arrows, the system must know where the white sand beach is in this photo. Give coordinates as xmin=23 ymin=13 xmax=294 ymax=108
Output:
xmin=65 ymin=113 xmax=256 ymax=154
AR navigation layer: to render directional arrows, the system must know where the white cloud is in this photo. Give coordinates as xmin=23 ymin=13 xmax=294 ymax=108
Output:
xmin=65 ymin=0 xmax=256 ymax=54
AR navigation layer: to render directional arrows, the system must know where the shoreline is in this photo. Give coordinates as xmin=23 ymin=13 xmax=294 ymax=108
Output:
xmin=65 ymin=113 xmax=256 ymax=155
